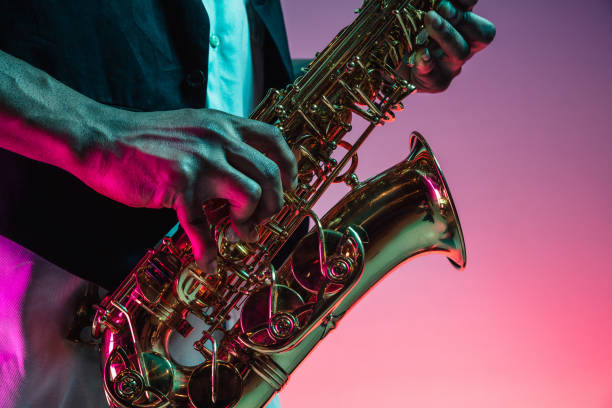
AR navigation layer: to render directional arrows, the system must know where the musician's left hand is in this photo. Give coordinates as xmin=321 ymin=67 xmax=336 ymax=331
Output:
xmin=403 ymin=0 xmax=496 ymax=93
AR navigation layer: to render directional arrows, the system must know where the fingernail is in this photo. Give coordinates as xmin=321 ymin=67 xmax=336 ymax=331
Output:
xmin=422 ymin=48 xmax=431 ymax=62
xmin=407 ymin=51 xmax=416 ymax=67
xmin=206 ymin=259 xmax=218 ymax=276
xmin=429 ymin=11 xmax=443 ymax=29
xmin=291 ymin=176 xmax=298 ymax=190
xmin=438 ymin=2 xmax=457 ymax=21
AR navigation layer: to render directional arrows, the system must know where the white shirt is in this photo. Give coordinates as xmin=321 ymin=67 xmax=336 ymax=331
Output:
xmin=201 ymin=0 xmax=256 ymax=117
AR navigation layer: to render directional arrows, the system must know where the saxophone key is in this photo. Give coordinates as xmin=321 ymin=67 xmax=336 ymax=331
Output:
xmin=263 ymin=221 xmax=289 ymax=239
xmin=175 ymin=262 xmax=225 ymax=308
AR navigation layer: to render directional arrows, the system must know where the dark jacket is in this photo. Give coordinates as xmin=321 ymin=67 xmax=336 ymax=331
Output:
xmin=0 ymin=0 xmax=293 ymax=289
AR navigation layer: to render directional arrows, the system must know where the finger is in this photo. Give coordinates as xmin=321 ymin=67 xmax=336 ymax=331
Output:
xmin=456 ymin=12 xmax=496 ymax=53
xmin=174 ymin=197 xmax=218 ymax=275
xmin=453 ymin=0 xmax=478 ymax=11
xmin=425 ymin=11 xmax=471 ymax=62
xmin=211 ymin=168 xmax=261 ymax=242
xmin=437 ymin=2 xmax=495 ymax=54
xmin=239 ymin=120 xmax=298 ymax=190
xmin=437 ymin=1 xmax=465 ymax=27
xmin=412 ymin=57 xmax=454 ymax=93
xmin=225 ymin=143 xmax=284 ymax=223
xmin=412 ymin=47 xmax=435 ymax=77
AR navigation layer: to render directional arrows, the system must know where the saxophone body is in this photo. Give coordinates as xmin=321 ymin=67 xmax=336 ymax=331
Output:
xmin=92 ymin=1 xmax=466 ymax=407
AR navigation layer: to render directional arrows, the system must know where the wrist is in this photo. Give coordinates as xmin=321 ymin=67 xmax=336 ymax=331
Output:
xmin=56 ymin=99 xmax=119 ymax=177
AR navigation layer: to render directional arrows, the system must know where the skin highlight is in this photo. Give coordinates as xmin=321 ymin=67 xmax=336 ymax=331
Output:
xmin=0 ymin=0 xmax=495 ymax=275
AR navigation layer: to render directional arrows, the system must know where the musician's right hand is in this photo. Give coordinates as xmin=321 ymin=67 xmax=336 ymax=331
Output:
xmin=78 ymin=108 xmax=298 ymax=275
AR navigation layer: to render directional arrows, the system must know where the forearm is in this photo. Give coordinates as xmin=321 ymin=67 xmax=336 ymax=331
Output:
xmin=0 ymin=49 xmax=300 ymax=273
xmin=0 ymin=49 xmax=112 ymax=176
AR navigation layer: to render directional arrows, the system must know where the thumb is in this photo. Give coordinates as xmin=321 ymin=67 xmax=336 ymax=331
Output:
xmin=174 ymin=198 xmax=218 ymax=275
xmin=412 ymin=47 xmax=435 ymax=78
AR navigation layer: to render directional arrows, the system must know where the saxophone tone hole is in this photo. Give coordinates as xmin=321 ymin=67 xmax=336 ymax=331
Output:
xmin=240 ymin=285 xmax=309 ymax=346
xmin=291 ymin=230 xmax=345 ymax=295
xmin=188 ymin=361 xmax=243 ymax=408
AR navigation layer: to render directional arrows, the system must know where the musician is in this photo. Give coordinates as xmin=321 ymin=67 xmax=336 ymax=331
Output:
xmin=0 ymin=1 xmax=494 ymax=407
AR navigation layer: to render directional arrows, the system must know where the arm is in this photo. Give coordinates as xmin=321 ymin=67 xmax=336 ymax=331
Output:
xmin=0 ymin=49 xmax=107 ymax=176
xmin=0 ymin=49 xmax=297 ymax=275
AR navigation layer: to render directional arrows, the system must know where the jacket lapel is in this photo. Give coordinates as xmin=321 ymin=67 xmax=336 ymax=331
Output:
xmin=250 ymin=0 xmax=293 ymax=81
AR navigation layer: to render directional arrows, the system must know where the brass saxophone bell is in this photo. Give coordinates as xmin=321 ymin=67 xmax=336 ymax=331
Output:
xmin=321 ymin=131 xmax=466 ymax=272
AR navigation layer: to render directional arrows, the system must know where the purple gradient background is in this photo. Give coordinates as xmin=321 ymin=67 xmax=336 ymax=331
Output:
xmin=277 ymin=1 xmax=612 ymax=407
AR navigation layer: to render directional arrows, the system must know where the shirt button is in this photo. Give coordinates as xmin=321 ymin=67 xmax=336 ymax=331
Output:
xmin=210 ymin=34 xmax=220 ymax=48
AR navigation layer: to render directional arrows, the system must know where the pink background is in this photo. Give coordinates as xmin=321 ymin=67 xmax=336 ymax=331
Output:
xmin=278 ymin=1 xmax=612 ymax=407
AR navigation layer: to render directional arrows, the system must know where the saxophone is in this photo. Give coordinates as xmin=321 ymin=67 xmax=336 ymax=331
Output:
xmin=91 ymin=1 xmax=466 ymax=407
